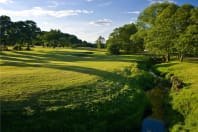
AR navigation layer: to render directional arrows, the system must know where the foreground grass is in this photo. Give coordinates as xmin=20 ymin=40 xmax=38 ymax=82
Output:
xmin=0 ymin=47 xmax=149 ymax=131
xmin=155 ymin=59 xmax=198 ymax=132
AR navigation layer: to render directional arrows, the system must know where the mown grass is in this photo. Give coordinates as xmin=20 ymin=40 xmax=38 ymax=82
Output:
xmin=0 ymin=47 xmax=149 ymax=132
xmin=0 ymin=47 xmax=143 ymax=99
xmin=155 ymin=59 xmax=198 ymax=132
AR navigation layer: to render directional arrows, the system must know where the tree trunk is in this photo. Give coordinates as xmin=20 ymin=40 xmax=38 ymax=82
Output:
xmin=166 ymin=53 xmax=170 ymax=62
xmin=27 ymin=43 xmax=30 ymax=50
xmin=180 ymin=54 xmax=184 ymax=62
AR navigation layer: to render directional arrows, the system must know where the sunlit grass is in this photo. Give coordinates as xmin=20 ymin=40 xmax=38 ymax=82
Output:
xmin=0 ymin=47 xmax=139 ymax=100
xmin=155 ymin=60 xmax=198 ymax=91
xmin=155 ymin=59 xmax=198 ymax=131
xmin=0 ymin=47 xmax=149 ymax=131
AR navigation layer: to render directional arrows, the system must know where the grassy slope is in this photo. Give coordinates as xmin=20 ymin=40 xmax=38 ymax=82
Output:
xmin=155 ymin=60 xmax=198 ymax=132
xmin=0 ymin=47 xmax=141 ymax=99
xmin=0 ymin=47 xmax=148 ymax=131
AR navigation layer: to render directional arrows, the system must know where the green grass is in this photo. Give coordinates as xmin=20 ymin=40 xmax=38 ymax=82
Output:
xmin=0 ymin=47 xmax=149 ymax=132
xmin=155 ymin=59 xmax=198 ymax=132
xmin=0 ymin=47 xmax=142 ymax=99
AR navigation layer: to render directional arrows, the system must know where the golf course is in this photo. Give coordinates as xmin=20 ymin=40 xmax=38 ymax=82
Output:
xmin=1 ymin=1 xmax=198 ymax=132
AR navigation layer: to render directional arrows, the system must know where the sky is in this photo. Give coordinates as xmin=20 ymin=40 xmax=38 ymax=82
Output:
xmin=0 ymin=0 xmax=197 ymax=42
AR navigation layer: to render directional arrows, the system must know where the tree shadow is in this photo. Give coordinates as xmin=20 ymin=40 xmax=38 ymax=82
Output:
xmin=0 ymin=50 xmax=140 ymax=66
xmin=1 ymin=49 xmax=148 ymax=132
xmin=1 ymin=70 xmax=143 ymax=132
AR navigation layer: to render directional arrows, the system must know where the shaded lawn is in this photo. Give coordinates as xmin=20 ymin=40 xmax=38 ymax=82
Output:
xmin=0 ymin=47 xmax=148 ymax=132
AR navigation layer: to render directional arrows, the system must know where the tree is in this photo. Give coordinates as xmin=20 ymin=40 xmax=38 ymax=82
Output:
xmin=145 ymin=3 xmax=178 ymax=62
xmin=41 ymin=29 xmax=62 ymax=48
xmin=0 ymin=15 xmax=13 ymax=50
xmin=106 ymin=23 xmax=137 ymax=54
xmin=138 ymin=2 xmax=170 ymax=27
xmin=0 ymin=15 xmax=94 ymax=49
xmin=119 ymin=24 xmax=137 ymax=53
xmin=106 ymin=28 xmax=122 ymax=54
xmin=96 ymin=36 xmax=105 ymax=48
xmin=173 ymin=4 xmax=196 ymax=61
xmin=23 ymin=20 xmax=41 ymax=50
xmin=12 ymin=20 xmax=41 ymax=50
xmin=130 ymin=30 xmax=145 ymax=53
xmin=176 ymin=25 xmax=198 ymax=61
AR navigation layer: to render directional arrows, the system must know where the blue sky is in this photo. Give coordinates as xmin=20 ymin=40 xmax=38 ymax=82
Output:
xmin=0 ymin=0 xmax=197 ymax=42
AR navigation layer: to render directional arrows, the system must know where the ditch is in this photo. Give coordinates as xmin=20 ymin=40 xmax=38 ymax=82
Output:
xmin=141 ymin=57 xmax=185 ymax=132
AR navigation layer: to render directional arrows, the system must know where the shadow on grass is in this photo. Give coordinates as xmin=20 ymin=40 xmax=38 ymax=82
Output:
xmin=1 ymin=73 xmax=144 ymax=132
xmin=0 ymin=50 xmax=141 ymax=82
xmin=0 ymin=50 xmax=142 ymax=67
xmin=0 ymin=49 xmax=148 ymax=132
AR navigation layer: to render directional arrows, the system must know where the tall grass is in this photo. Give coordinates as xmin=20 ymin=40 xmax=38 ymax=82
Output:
xmin=155 ymin=60 xmax=198 ymax=132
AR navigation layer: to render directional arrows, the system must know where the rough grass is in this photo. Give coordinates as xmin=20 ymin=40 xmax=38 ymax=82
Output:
xmin=155 ymin=59 xmax=198 ymax=132
xmin=0 ymin=47 xmax=148 ymax=132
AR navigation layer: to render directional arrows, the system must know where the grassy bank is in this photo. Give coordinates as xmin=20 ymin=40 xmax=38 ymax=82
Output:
xmin=155 ymin=59 xmax=198 ymax=132
xmin=0 ymin=47 xmax=151 ymax=131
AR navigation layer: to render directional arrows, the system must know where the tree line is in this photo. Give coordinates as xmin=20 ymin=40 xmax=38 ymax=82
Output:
xmin=1 ymin=2 xmax=197 ymax=61
xmin=0 ymin=15 xmax=94 ymax=50
xmin=106 ymin=2 xmax=198 ymax=61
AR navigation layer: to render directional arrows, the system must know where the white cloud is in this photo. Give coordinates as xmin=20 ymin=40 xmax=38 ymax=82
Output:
xmin=147 ymin=0 xmax=176 ymax=4
xmin=0 ymin=0 xmax=13 ymax=4
xmin=90 ymin=19 xmax=112 ymax=26
xmin=126 ymin=11 xmax=140 ymax=14
xmin=0 ymin=7 xmax=93 ymax=18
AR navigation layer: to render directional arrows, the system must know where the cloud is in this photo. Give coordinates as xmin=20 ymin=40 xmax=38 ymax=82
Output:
xmin=0 ymin=0 xmax=13 ymax=4
xmin=0 ymin=7 xmax=93 ymax=18
xmin=147 ymin=0 xmax=176 ymax=4
xmin=90 ymin=19 xmax=112 ymax=26
xmin=126 ymin=11 xmax=140 ymax=14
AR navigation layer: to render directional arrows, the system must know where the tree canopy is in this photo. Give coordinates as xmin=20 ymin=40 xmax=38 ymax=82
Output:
xmin=106 ymin=2 xmax=198 ymax=61
xmin=106 ymin=23 xmax=140 ymax=54
xmin=0 ymin=15 xmax=93 ymax=50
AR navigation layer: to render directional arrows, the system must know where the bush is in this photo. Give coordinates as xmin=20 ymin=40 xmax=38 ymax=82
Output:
xmin=107 ymin=43 xmax=120 ymax=55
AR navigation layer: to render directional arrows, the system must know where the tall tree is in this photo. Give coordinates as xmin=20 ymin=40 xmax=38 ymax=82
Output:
xmin=41 ymin=29 xmax=61 ymax=48
xmin=106 ymin=28 xmax=122 ymax=54
xmin=173 ymin=4 xmax=195 ymax=61
xmin=106 ymin=23 xmax=137 ymax=54
xmin=176 ymin=25 xmax=198 ymax=61
xmin=130 ymin=30 xmax=145 ymax=53
xmin=96 ymin=36 xmax=105 ymax=48
xmin=138 ymin=2 xmax=170 ymax=27
xmin=0 ymin=15 xmax=13 ymax=50
xmin=145 ymin=3 xmax=178 ymax=61
xmin=23 ymin=20 xmax=41 ymax=50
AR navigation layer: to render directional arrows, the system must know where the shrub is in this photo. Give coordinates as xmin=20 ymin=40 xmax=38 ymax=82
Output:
xmin=107 ymin=43 xmax=120 ymax=55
